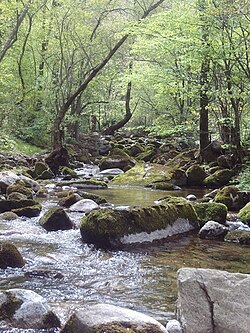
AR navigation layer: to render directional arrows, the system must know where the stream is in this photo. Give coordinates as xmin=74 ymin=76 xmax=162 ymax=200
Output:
xmin=1 ymin=170 xmax=250 ymax=332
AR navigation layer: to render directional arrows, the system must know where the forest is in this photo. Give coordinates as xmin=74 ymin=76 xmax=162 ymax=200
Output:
xmin=0 ymin=0 xmax=249 ymax=160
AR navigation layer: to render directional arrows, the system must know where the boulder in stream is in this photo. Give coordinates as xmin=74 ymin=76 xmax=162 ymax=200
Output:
xmin=193 ymin=202 xmax=227 ymax=226
xmin=61 ymin=303 xmax=167 ymax=333
xmin=0 ymin=289 xmax=60 ymax=329
xmin=237 ymin=202 xmax=250 ymax=225
xmin=80 ymin=197 xmax=198 ymax=249
xmin=0 ymin=242 xmax=25 ymax=269
xmin=39 ymin=207 xmax=75 ymax=231
xmin=203 ymin=169 xmax=234 ymax=188
xmin=0 ymin=199 xmax=42 ymax=217
xmin=177 ymin=268 xmax=250 ymax=333
xmin=69 ymin=199 xmax=99 ymax=213
xmin=199 ymin=220 xmax=229 ymax=240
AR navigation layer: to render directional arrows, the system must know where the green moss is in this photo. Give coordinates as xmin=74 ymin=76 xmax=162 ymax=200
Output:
xmin=12 ymin=204 xmax=42 ymax=217
xmin=203 ymin=169 xmax=234 ymax=188
xmin=214 ymin=186 xmax=239 ymax=210
xmin=6 ymin=181 xmax=33 ymax=199
xmin=238 ymin=202 xmax=250 ymax=225
xmin=61 ymin=166 xmax=77 ymax=178
xmin=80 ymin=197 xmax=198 ymax=248
xmin=0 ymin=199 xmax=41 ymax=214
xmin=111 ymin=162 xmax=172 ymax=186
xmin=0 ymin=292 xmax=23 ymax=320
xmin=58 ymin=179 xmax=107 ymax=188
xmin=193 ymin=202 xmax=228 ymax=226
xmin=79 ymin=192 xmax=107 ymax=205
xmin=186 ymin=164 xmax=207 ymax=186
xmin=151 ymin=181 xmax=178 ymax=190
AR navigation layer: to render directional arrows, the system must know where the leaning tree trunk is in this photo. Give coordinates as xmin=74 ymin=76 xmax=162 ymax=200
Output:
xmin=102 ymin=77 xmax=133 ymax=136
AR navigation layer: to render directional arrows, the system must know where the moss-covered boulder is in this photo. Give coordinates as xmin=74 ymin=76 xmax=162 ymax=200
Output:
xmin=136 ymin=147 xmax=157 ymax=162
xmin=39 ymin=207 xmax=75 ymax=231
xmin=61 ymin=304 xmax=167 ymax=333
xmin=225 ymin=230 xmax=250 ymax=245
xmin=203 ymin=169 xmax=234 ymax=188
xmin=58 ymin=179 xmax=108 ymax=189
xmin=238 ymin=202 xmax=250 ymax=225
xmin=0 ymin=212 xmax=18 ymax=221
xmin=78 ymin=192 xmax=108 ymax=205
xmin=193 ymin=202 xmax=227 ymax=226
xmin=170 ymin=168 xmax=187 ymax=187
xmin=151 ymin=181 xmax=180 ymax=191
xmin=80 ymin=197 xmax=198 ymax=249
xmin=0 ymin=243 xmax=25 ymax=269
xmin=99 ymin=155 xmax=135 ymax=172
xmin=61 ymin=166 xmax=77 ymax=178
xmin=214 ymin=186 xmax=245 ymax=211
xmin=58 ymin=193 xmax=80 ymax=207
xmin=0 ymin=199 xmax=42 ymax=217
xmin=186 ymin=164 xmax=207 ymax=186
xmin=0 ymin=289 xmax=61 ymax=329
xmin=111 ymin=163 xmax=172 ymax=186
xmin=6 ymin=181 xmax=33 ymax=199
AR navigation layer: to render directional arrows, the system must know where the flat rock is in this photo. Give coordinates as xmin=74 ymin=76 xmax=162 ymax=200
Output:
xmin=69 ymin=199 xmax=99 ymax=212
xmin=177 ymin=268 xmax=250 ymax=333
xmin=61 ymin=303 xmax=167 ymax=333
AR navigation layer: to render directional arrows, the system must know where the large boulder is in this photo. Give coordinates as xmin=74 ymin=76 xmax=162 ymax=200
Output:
xmin=214 ymin=186 xmax=249 ymax=211
xmin=193 ymin=202 xmax=227 ymax=226
xmin=0 ymin=243 xmax=25 ymax=269
xmin=99 ymin=155 xmax=135 ymax=172
xmin=6 ymin=180 xmax=33 ymax=199
xmin=0 ymin=171 xmax=40 ymax=194
xmin=80 ymin=197 xmax=198 ymax=249
xmin=186 ymin=164 xmax=207 ymax=186
xmin=177 ymin=268 xmax=250 ymax=333
xmin=237 ymin=202 xmax=250 ymax=225
xmin=0 ymin=289 xmax=60 ymax=329
xmin=61 ymin=303 xmax=167 ymax=333
xmin=39 ymin=207 xmax=75 ymax=231
xmin=203 ymin=169 xmax=234 ymax=188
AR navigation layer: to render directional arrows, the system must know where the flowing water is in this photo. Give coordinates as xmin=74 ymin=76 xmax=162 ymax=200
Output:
xmin=1 ymin=175 xmax=250 ymax=332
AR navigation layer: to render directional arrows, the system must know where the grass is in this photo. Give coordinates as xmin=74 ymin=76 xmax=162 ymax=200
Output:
xmin=0 ymin=133 xmax=46 ymax=155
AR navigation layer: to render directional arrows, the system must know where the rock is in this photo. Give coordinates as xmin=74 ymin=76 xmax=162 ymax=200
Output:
xmin=166 ymin=320 xmax=183 ymax=333
xmin=0 ymin=171 xmax=19 ymax=193
xmin=0 ymin=243 xmax=25 ymax=269
xmin=80 ymin=197 xmax=198 ymax=249
xmin=69 ymin=199 xmax=99 ymax=212
xmin=78 ymin=192 xmax=108 ymax=205
xmin=61 ymin=166 xmax=77 ymax=178
xmin=24 ymin=269 xmax=64 ymax=279
xmin=98 ymin=168 xmax=124 ymax=176
xmin=99 ymin=155 xmax=135 ymax=172
xmin=0 ymin=212 xmax=18 ymax=221
xmin=151 ymin=181 xmax=181 ymax=191
xmin=225 ymin=230 xmax=250 ymax=245
xmin=6 ymin=181 xmax=33 ymax=199
xmin=0 ymin=199 xmax=42 ymax=217
xmin=217 ymin=154 xmax=236 ymax=168
xmin=186 ymin=194 xmax=197 ymax=201
xmin=60 ymin=303 xmax=167 ymax=333
xmin=39 ymin=207 xmax=75 ymax=231
xmin=238 ymin=202 xmax=250 ymax=225
xmin=186 ymin=164 xmax=207 ymax=186
xmin=0 ymin=289 xmax=60 ymax=329
xmin=58 ymin=193 xmax=81 ymax=207
xmin=170 ymin=169 xmax=187 ymax=187
xmin=199 ymin=220 xmax=229 ymax=240
xmin=193 ymin=202 xmax=227 ymax=226
xmin=7 ymin=192 xmax=28 ymax=201
xmin=214 ymin=186 xmax=247 ymax=211
xmin=177 ymin=268 xmax=250 ymax=333
xmin=203 ymin=169 xmax=234 ymax=188
xmin=45 ymin=147 xmax=70 ymax=176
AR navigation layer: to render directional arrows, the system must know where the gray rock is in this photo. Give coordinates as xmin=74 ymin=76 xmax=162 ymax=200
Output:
xmin=98 ymin=168 xmax=124 ymax=176
xmin=0 ymin=243 xmax=25 ymax=269
xmin=166 ymin=319 xmax=183 ymax=333
xmin=69 ymin=199 xmax=99 ymax=212
xmin=0 ymin=171 xmax=40 ymax=194
xmin=61 ymin=303 xmax=167 ymax=333
xmin=186 ymin=194 xmax=197 ymax=201
xmin=177 ymin=268 xmax=250 ymax=333
xmin=0 ymin=289 xmax=60 ymax=329
xmin=199 ymin=220 xmax=229 ymax=240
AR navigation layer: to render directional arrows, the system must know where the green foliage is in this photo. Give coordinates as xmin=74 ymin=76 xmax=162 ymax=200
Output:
xmin=237 ymin=165 xmax=250 ymax=190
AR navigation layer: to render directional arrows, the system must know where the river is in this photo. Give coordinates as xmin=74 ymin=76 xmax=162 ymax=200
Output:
xmin=1 ymin=182 xmax=250 ymax=332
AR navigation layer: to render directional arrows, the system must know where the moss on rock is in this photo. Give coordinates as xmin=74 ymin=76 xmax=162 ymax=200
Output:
xmin=12 ymin=204 xmax=42 ymax=217
xmin=238 ymin=202 xmax=250 ymax=225
xmin=186 ymin=164 xmax=207 ymax=186
xmin=39 ymin=207 xmax=75 ymax=231
xmin=214 ymin=186 xmax=239 ymax=210
xmin=203 ymin=169 xmax=234 ymax=188
xmin=225 ymin=230 xmax=250 ymax=245
xmin=80 ymin=197 xmax=198 ymax=248
xmin=193 ymin=202 xmax=228 ymax=226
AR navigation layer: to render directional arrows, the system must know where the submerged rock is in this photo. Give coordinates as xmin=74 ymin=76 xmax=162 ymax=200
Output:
xmin=0 ymin=289 xmax=60 ymax=329
xmin=61 ymin=303 xmax=167 ymax=333
xmin=80 ymin=197 xmax=198 ymax=249
xmin=166 ymin=320 xmax=183 ymax=333
xmin=39 ymin=207 xmax=75 ymax=231
xmin=225 ymin=230 xmax=250 ymax=245
xmin=0 ymin=242 xmax=25 ymax=269
xmin=177 ymin=268 xmax=250 ymax=333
